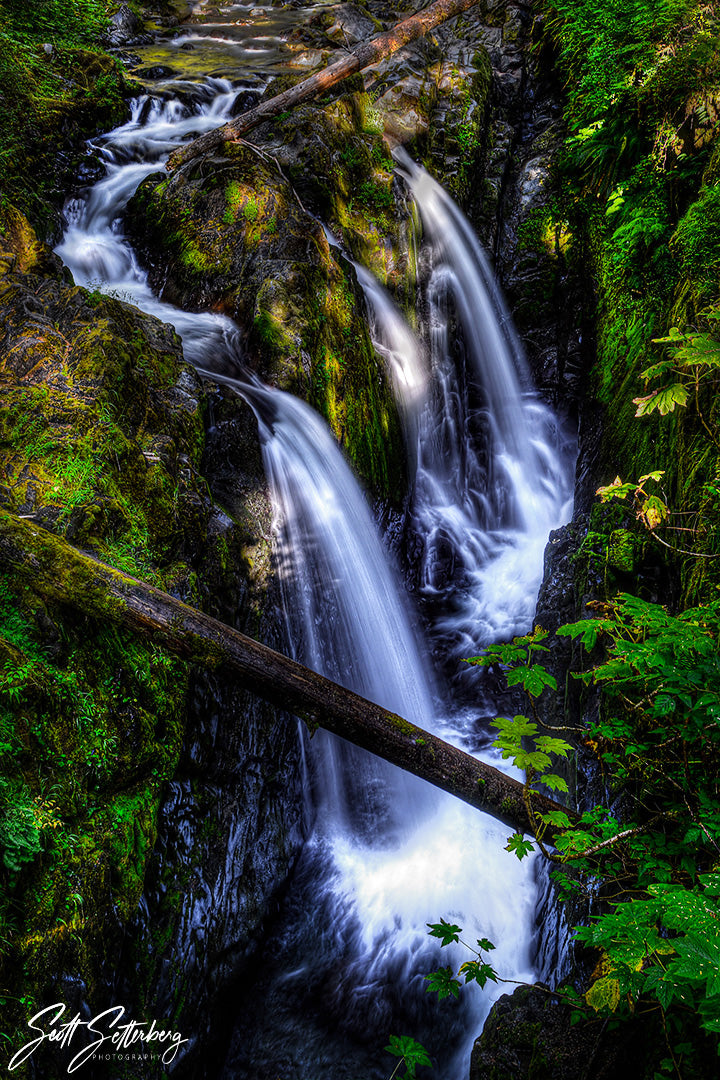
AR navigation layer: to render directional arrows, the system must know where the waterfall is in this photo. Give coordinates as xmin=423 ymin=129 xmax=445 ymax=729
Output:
xmin=393 ymin=148 xmax=575 ymax=656
xmin=220 ymin=377 xmax=538 ymax=1080
xmin=241 ymin=379 xmax=434 ymax=839
xmin=54 ymin=58 xmax=573 ymax=1080
xmin=353 ymin=263 xmax=429 ymax=414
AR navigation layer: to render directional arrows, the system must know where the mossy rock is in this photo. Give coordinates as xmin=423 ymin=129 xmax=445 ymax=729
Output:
xmin=670 ymin=184 xmax=720 ymax=310
xmin=0 ymin=203 xmax=56 ymax=276
xmin=127 ymin=92 xmax=407 ymax=501
xmin=471 ymin=985 xmax=662 ymax=1080
xmin=0 ymin=208 xmax=240 ymax=1054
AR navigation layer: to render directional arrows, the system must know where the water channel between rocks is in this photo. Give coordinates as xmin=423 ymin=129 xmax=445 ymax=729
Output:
xmin=56 ymin=3 xmax=576 ymax=1075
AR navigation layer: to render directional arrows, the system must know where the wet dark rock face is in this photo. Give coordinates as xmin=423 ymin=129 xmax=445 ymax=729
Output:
xmin=106 ymin=354 xmax=306 ymax=1076
xmin=470 ymin=985 xmax=658 ymax=1080
xmin=119 ymin=385 xmax=305 ymax=1080
xmin=469 ymin=11 xmax=594 ymax=417
xmin=105 ymin=4 xmax=153 ymax=48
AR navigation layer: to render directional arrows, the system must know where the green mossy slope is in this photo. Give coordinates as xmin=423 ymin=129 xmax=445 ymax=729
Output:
xmin=0 ymin=0 xmax=127 ymax=233
xmin=540 ymin=0 xmax=720 ymax=601
xmin=0 ymin=206 xmax=212 ymax=1059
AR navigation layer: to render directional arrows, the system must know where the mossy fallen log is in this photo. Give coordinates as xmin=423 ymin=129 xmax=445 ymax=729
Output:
xmin=0 ymin=508 xmax=575 ymax=842
xmin=166 ymin=0 xmax=481 ymax=172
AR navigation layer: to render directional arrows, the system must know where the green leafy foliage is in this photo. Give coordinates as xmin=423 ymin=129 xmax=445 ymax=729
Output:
xmin=438 ymin=595 xmax=720 ymax=1070
xmin=0 ymin=779 xmax=42 ymax=877
xmin=576 ymin=878 xmax=720 ymax=1034
xmin=557 ymin=597 xmax=720 ymax=1047
xmin=425 ymin=926 xmax=499 ymax=1006
xmin=505 ymin=833 xmax=535 ymax=860
xmin=458 ymin=959 xmax=498 ymax=989
xmin=427 ymin=919 xmax=462 ymax=947
xmin=493 ymin=715 xmax=569 ymax=780
xmin=633 ymin=382 xmax=689 ymax=417
xmin=423 ymin=967 xmax=460 ymax=1000
xmin=537 ymin=0 xmax=720 ymax=523
xmin=629 ymin=306 xmax=720 ymax=448
xmin=595 ymin=472 xmax=670 ymax=531
xmin=384 ymin=1035 xmax=432 ymax=1078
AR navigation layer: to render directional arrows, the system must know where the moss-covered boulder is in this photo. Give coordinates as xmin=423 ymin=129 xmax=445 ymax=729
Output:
xmin=127 ymin=91 xmax=408 ymax=501
xmin=471 ymin=985 xmax=660 ymax=1080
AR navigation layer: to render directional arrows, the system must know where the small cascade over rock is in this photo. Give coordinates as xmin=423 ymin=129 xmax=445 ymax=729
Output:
xmin=55 ymin=82 xmax=242 ymax=367
xmin=354 ymin=262 xmax=429 ymax=415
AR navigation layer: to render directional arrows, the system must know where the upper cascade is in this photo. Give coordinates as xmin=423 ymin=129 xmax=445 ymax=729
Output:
xmin=55 ymin=84 xmax=242 ymax=367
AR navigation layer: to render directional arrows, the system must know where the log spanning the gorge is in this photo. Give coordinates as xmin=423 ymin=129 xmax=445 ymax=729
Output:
xmin=166 ymin=0 xmax=480 ymax=172
xmin=0 ymin=509 xmax=575 ymax=843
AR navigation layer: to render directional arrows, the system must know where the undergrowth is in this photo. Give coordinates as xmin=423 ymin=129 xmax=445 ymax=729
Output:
xmin=539 ymin=0 xmax=720 ymax=529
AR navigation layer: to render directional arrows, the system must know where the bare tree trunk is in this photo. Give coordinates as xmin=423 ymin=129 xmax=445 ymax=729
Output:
xmin=0 ymin=509 xmax=574 ymax=841
xmin=166 ymin=0 xmax=480 ymax=172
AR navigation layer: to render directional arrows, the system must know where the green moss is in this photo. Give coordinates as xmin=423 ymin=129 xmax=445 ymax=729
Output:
xmin=0 ymin=3 xmax=127 ymax=231
xmin=670 ymin=184 xmax=720 ymax=307
xmin=606 ymin=528 xmax=636 ymax=573
xmin=0 ymin=212 xmax=217 ymax=1044
xmin=0 ymin=572 xmax=188 ymax=1034
xmin=384 ymin=712 xmax=419 ymax=737
xmin=243 ymin=198 xmax=259 ymax=223
xmin=223 ymin=179 xmax=243 ymax=223
xmin=517 ymin=206 xmax=573 ymax=259
xmin=304 ymin=264 xmax=404 ymax=502
xmin=180 ymin=238 xmax=215 ymax=274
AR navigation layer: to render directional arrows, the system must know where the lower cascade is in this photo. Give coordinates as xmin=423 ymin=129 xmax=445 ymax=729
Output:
xmin=223 ymin=382 xmax=540 ymax=1077
xmin=54 ymin=57 xmax=574 ymax=1080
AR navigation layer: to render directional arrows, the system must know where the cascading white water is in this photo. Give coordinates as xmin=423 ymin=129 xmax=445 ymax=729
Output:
xmin=353 ymin=263 xmax=429 ymax=413
xmin=393 ymin=148 xmax=575 ymax=654
xmin=54 ymin=39 xmax=573 ymax=1077
xmin=242 ymin=380 xmax=435 ymax=838
xmin=55 ymin=81 xmax=243 ymax=366
xmin=229 ymin=378 xmax=539 ymax=1079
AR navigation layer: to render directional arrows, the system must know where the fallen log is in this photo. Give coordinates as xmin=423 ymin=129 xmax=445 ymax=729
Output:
xmin=166 ymin=0 xmax=480 ymax=172
xmin=0 ymin=509 xmax=575 ymax=842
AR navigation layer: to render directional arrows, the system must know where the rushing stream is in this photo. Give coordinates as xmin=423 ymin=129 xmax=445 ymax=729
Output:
xmin=56 ymin=8 xmax=574 ymax=1076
